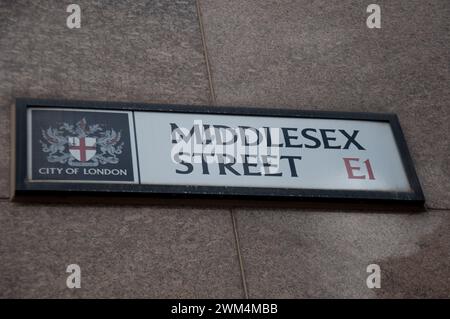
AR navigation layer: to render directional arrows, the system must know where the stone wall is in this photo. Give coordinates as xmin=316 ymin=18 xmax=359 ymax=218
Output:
xmin=0 ymin=0 xmax=448 ymax=298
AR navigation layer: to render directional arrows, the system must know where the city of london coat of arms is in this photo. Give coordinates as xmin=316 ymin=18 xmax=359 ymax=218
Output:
xmin=40 ymin=118 xmax=124 ymax=167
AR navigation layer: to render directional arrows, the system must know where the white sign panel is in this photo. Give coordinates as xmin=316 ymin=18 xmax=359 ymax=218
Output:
xmin=135 ymin=112 xmax=410 ymax=192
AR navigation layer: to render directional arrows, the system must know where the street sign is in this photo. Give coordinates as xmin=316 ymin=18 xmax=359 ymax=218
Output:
xmin=12 ymin=99 xmax=424 ymax=204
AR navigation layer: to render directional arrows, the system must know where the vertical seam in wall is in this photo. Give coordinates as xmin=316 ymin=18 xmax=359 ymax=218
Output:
xmin=195 ymin=0 xmax=249 ymax=299
xmin=195 ymin=0 xmax=216 ymax=105
xmin=230 ymin=208 xmax=250 ymax=299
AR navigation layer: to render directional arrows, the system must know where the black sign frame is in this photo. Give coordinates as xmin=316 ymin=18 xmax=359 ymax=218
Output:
xmin=12 ymin=98 xmax=425 ymax=205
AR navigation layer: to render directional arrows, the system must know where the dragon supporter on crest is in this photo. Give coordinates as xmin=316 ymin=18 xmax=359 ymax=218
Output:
xmin=40 ymin=118 xmax=124 ymax=167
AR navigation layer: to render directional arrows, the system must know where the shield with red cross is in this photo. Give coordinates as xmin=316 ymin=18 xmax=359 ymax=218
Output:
xmin=68 ymin=136 xmax=96 ymax=162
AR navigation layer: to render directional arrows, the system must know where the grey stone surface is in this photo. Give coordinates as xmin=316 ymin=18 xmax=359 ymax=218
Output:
xmin=0 ymin=201 xmax=243 ymax=298
xmin=235 ymin=208 xmax=450 ymax=298
xmin=1 ymin=0 xmax=449 ymax=299
xmin=0 ymin=0 xmax=211 ymax=197
xmin=199 ymin=0 xmax=450 ymax=209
